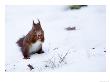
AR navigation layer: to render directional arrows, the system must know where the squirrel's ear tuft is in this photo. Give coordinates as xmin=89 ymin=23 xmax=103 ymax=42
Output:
xmin=33 ymin=20 xmax=35 ymax=25
xmin=38 ymin=19 xmax=40 ymax=24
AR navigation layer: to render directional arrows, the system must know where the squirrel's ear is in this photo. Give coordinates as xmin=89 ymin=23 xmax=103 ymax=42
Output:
xmin=33 ymin=20 xmax=35 ymax=25
xmin=38 ymin=19 xmax=40 ymax=24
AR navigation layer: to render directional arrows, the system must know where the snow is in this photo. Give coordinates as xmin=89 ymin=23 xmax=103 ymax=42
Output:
xmin=5 ymin=5 xmax=106 ymax=72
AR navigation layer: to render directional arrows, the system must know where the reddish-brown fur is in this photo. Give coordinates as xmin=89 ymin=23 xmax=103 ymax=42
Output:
xmin=16 ymin=20 xmax=44 ymax=59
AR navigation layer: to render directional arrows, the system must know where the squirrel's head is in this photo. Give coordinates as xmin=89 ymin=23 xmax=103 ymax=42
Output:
xmin=32 ymin=19 xmax=42 ymax=30
xmin=32 ymin=19 xmax=44 ymax=41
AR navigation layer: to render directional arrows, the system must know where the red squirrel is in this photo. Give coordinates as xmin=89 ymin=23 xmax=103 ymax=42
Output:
xmin=16 ymin=20 xmax=44 ymax=59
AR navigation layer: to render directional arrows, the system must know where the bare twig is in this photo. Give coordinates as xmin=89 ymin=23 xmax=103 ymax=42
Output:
xmin=59 ymin=50 xmax=69 ymax=63
xmin=48 ymin=58 xmax=56 ymax=68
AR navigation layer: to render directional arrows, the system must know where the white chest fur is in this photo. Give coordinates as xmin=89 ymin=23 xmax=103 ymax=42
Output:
xmin=29 ymin=40 xmax=42 ymax=54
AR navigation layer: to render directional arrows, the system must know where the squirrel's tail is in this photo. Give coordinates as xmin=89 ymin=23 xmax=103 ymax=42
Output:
xmin=16 ymin=36 xmax=25 ymax=47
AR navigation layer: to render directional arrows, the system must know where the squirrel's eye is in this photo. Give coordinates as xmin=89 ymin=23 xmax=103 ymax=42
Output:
xmin=34 ymin=30 xmax=36 ymax=32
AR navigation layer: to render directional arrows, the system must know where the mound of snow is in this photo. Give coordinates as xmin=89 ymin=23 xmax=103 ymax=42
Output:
xmin=5 ymin=5 xmax=106 ymax=72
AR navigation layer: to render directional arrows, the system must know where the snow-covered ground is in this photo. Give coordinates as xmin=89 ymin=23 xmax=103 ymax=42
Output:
xmin=5 ymin=5 xmax=106 ymax=72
